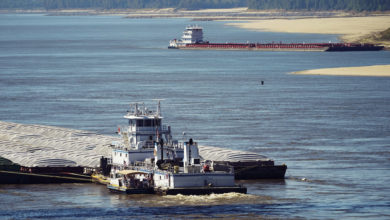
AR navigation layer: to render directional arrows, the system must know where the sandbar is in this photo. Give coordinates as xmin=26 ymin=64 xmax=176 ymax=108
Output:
xmin=292 ymin=65 xmax=390 ymax=77
xmin=227 ymin=16 xmax=390 ymax=42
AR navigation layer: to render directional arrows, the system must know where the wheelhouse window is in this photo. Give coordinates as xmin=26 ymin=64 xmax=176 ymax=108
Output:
xmin=135 ymin=119 xmax=161 ymax=127
xmin=144 ymin=119 xmax=152 ymax=127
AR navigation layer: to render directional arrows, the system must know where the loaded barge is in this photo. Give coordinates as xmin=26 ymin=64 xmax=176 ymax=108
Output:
xmin=0 ymin=121 xmax=111 ymax=184
xmin=0 ymin=102 xmax=286 ymax=184
xmin=169 ymin=25 xmax=384 ymax=52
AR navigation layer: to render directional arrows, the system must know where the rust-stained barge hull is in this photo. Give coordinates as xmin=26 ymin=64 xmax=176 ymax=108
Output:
xmin=176 ymin=42 xmax=384 ymax=52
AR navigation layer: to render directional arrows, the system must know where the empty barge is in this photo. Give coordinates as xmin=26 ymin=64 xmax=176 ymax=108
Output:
xmin=169 ymin=25 xmax=384 ymax=52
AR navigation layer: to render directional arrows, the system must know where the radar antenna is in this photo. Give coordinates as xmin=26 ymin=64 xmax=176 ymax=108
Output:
xmin=152 ymin=99 xmax=165 ymax=117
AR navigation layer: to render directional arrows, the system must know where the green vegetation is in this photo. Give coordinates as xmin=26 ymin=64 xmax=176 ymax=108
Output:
xmin=0 ymin=0 xmax=247 ymax=10
xmin=0 ymin=157 xmax=14 ymax=165
xmin=0 ymin=0 xmax=389 ymax=11
xmin=247 ymin=0 xmax=390 ymax=11
xmin=377 ymin=27 xmax=390 ymax=40
xmin=0 ymin=157 xmax=20 ymax=171
xmin=0 ymin=0 xmax=43 ymax=9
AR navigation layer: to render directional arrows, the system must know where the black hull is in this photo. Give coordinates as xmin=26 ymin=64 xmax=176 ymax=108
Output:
xmin=0 ymin=170 xmax=91 ymax=184
xmin=326 ymin=45 xmax=384 ymax=51
xmin=214 ymin=161 xmax=287 ymax=180
xmin=155 ymin=186 xmax=247 ymax=195
xmin=234 ymin=165 xmax=287 ymax=180
xmin=108 ymin=186 xmax=154 ymax=194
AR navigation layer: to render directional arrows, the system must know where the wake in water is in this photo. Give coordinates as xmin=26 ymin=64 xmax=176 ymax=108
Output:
xmin=118 ymin=192 xmax=273 ymax=207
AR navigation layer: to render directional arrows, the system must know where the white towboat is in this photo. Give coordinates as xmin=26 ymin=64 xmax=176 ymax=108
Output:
xmin=109 ymin=139 xmax=246 ymax=195
xmin=168 ymin=25 xmax=204 ymax=49
xmin=107 ymin=101 xmax=246 ymax=195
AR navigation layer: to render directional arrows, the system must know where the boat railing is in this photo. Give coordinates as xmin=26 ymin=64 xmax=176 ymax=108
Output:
xmin=119 ymin=161 xmax=234 ymax=175
xmin=171 ymin=141 xmax=183 ymax=149
xmin=143 ymin=141 xmax=154 ymax=149
xmin=125 ymin=125 xmax=169 ymax=133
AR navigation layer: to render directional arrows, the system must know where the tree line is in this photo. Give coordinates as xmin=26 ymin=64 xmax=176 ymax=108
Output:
xmin=0 ymin=0 xmax=247 ymax=10
xmin=247 ymin=0 xmax=390 ymax=11
xmin=1 ymin=0 xmax=389 ymax=11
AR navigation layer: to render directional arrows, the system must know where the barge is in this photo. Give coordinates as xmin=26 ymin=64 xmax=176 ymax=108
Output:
xmin=0 ymin=157 xmax=91 ymax=184
xmin=198 ymin=145 xmax=287 ymax=180
xmin=169 ymin=25 xmax=384 ymax=52
xmin=0 ymin=121 xmax=110 ymax=184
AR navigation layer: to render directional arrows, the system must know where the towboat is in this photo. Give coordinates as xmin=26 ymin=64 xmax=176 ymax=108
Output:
xmin=106 ymin=101 xmax=246 ymax=195
xmin=108 ymin=138 xmax=246 ymax=195
xmin=99 ymin=100 xmax=286 ymax=190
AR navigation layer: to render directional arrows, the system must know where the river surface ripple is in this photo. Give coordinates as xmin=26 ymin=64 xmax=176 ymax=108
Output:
xmin=0 ymin=14 xmax=389 ymax=219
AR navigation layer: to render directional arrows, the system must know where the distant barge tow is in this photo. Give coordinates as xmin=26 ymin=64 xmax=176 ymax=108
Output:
xmin=168 ymin=25 xmax=384 ymax=52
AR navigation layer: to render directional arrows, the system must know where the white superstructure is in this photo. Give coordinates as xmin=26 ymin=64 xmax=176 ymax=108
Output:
xmin=181 ymin=25 xmax=203 ymax=44
xmin=151 ymin=140 xmax=236 ymax=189
xmin=169 ymin=25 xmax=204 ymax=48
xmin=108 ymin=101 xmax=245 ymax=195
xmin=109 ymin=139 xmax=240 ymax=195
xmin=111 ymin=101 xmax=183 ymax=167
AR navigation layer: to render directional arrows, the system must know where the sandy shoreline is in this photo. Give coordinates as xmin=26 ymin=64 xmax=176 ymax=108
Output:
xmin=226 ymin=15 xmax=390 ymax=43
xmin=292 ymin=65 xmax=390 ymax=77
xmin=2 ymin=8 xmax=389 ymax=46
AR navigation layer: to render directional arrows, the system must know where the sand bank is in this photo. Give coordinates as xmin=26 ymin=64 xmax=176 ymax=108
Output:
xmin=227 ymin=16 xmax=390 ymax=42
xmin=293 ymin=65 xmax=390 ymax=77
xmin=184 ymin=7 xmax=248 ymax=13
